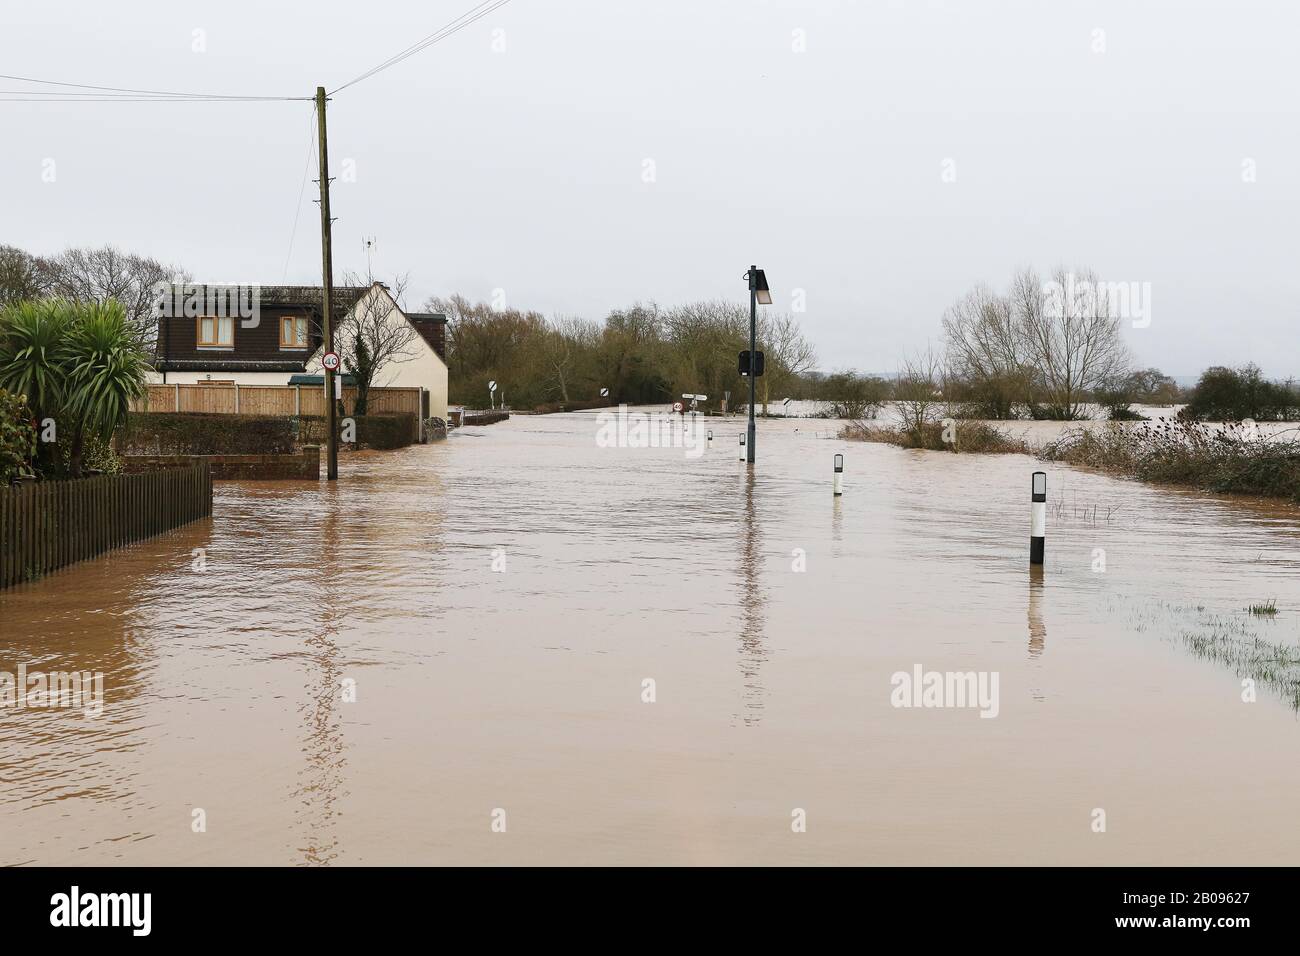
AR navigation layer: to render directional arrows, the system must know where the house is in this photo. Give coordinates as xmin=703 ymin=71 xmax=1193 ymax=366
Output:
xmin=149 ymin=282 xmax=449 ymax=420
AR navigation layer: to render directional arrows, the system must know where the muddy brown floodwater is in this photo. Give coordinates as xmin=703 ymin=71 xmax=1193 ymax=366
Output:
xmin=2 ymin=409 xmax=1299 ymax=865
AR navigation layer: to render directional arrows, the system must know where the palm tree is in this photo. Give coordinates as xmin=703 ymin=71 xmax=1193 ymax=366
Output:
xmin=0 ymin=299 xmax=69 ymax=472
xmin=0 ymin=298 xmax=148 ymax=477
xmin=61 ymin=301 xmax=149 ymax=475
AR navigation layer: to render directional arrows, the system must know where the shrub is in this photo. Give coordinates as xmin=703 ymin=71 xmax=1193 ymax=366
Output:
xmin=0 ymin=298 xmax=148 ymax=477
xmin=1182 ymin=364 xmax=1300 ymax=422
xmin=1040 ymin=420 xmax=1300 ymax=501
xmin=118 ymin=413 xmax=298 ymax=455
xmin=297 ymin=413 xmax=416 ymax=449
xmin=0 ymin=388 xmax=36 ymax=482
xmin=839 ymin=419 xmax=1029 ymax=454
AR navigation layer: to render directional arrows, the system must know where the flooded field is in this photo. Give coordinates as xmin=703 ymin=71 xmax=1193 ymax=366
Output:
xmin=2 ymin=409 xmax=1299 ymax=865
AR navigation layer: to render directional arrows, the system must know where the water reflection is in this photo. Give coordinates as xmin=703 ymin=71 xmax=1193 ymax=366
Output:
xmin=1028 ymin=564 xmax=1047 ymax=659
xmin=734 ymin=468 xmax=767 ymax=725
xmin=292 ymin=487 xmax=348 ymax=866
xmin=2 ymin=413 xmax=1300 ymax=864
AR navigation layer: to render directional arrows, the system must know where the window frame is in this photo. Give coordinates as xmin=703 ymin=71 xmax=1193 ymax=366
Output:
xmin=279 ymin=315 xmax=309 ymax=350
xmin=196 ymin=315 xmax=235 ymax=349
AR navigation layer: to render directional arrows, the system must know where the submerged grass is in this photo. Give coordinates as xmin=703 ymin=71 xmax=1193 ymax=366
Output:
xmin=839 ymin=420 xmax=1031 ymax=454
xmin=1128 ymin=600 xmax=1300 ymax=711
xmin=1039 ymin=420 xmax=1300 ymax=502
xmin=1248 ymin=599 xmax=1279 ymax=616
xmin=1179 ymin=613 xmax=1300 ymax=711
xmin=845 ymin=415 xmax=1300 ymax=503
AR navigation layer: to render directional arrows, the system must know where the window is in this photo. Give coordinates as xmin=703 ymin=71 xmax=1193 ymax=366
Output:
xmin=280 ymin=315 xmax=309 ymax=349
xmin=197 ymin=315 xmax=234 ymax=348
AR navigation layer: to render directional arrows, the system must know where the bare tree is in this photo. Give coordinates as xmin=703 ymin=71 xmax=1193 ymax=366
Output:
xmin=0 ymin=245 xmax=52 ymax=308
xmin=541 ymin=315 xmax=598 ymax=402
xmin=42 ymin=245 xmax=188 ymax=345
xmin=941 ymin=283 xmax=1029 ymax=418
xmin=894 ymin=346 xmax=946 ymax=441
xmin=1015 ymin=267 xmax=1131 ymax=419
xmin=337 ymin=273 xmax=419 ymax=415
xmin=758 ymin=311 xmax=817 ymax=415
xmin=424 ymin=292 xmax=550 ymax=405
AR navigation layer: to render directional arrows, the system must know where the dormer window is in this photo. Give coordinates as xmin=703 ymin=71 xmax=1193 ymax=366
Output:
xmin=197 ymin=315 xmax=234 ymax=348
xmin=280 ymin=315 xmax=308 ymax=349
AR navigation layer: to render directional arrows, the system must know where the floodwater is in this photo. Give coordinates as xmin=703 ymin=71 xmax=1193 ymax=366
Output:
xmin=2 ymin=409 xmax=1298 ymax=866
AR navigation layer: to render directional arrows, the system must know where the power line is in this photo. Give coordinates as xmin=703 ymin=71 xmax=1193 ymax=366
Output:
xmin=283 ymin=107 xmax=319 ymax=281
xmin=0 ymin=96 xmax=306 ymax=102
xmin=2 ymin=1 xmax=517 ymax=104
xmin=0 ymin=72 xmax=310 ymax=101
xmin=331 ymin=0 xmax=513 ymax=94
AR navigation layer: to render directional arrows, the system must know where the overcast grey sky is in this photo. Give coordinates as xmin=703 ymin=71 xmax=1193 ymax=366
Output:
xmin=3 ymin=0 xmax=1297 ymax=377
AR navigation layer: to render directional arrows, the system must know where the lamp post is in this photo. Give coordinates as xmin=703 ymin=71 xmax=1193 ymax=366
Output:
xmin=743 ymin=265 xmax=771 ymax=464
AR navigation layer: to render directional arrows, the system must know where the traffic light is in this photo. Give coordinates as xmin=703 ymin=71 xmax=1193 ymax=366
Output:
xmin=738 ymin=349 xmax=765 ymax=377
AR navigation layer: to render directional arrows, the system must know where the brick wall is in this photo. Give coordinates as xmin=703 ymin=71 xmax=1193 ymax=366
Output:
xmin=122 ymin=446 xmax=320 ymax=480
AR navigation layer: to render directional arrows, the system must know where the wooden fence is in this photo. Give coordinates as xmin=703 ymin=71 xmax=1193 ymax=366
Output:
xmin=0 ymin=463 xmax=213 ymax=590
xmin=131 ymin=383 xmax=422 ymax=418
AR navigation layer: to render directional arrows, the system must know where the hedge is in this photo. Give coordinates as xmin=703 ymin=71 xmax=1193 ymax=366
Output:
xmin=297 ymin=413 xmax=416 ymax=449
xmin=118 ymin=412 xmax=416 ymax=455
xmin=119 ymin=413 xmax=298 ymax=455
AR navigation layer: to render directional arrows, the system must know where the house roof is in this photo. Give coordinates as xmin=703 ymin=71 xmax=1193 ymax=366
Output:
xmin=160 ymin=283 xmax=369 ymax=313
xmin=406 ymin=312 xmax=447 ymax=357
xmin=155 ymin=359 xmax=308 ymax=372
xmin=288 ymin=373 xmax=357 ymax=386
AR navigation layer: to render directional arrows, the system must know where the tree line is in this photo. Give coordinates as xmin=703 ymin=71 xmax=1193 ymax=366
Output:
xmin=5 ymin=244 xmax=1293 ymax=423
xmin=1 ymin=244 xmax=188 ymax=346
xmin=425 ymin=294 xmax=816 ymax=412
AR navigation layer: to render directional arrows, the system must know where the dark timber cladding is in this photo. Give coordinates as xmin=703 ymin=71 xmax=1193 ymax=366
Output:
xmin=154 ymin=285 xmax=367 ymax=371
xmin=406 ymin=313 xmax=447 ymax=361
xmin=0 ymin=464 xmax=213 ymax=590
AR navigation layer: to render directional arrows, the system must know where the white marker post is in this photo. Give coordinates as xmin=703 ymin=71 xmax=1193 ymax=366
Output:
xmin=1030 ymin=471 xmax=1047 ymax=565
xmin=833 ymin=453 xmax=844 ymax=496
xmin=738 ymin=433 xmax=746 ymax=461
xmin=707 ymin=430 xmax=713 ymax=445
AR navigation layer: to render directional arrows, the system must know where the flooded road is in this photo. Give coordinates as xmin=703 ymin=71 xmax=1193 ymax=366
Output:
xmin=2 ymin=409 xmax=1299 ymax=865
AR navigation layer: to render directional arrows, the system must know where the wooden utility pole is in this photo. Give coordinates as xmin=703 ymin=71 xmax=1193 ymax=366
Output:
xmin=315 ymin=85 xmax=339 ymax=481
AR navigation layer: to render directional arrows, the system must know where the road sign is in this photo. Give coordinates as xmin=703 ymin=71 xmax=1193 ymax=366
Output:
xmin=739 ymin=350 xmax=765 ymax=377
xmin=672 ymin=401 xmax=684 ymax=413
xmin=489 ymin=380 xmax=497 ymax=392
xmin=322 ymin=351 xmax=341 ymax=371
xmin=782 ymin=397 xmax=792 ymax=407
xmin=600 ymin=387 xmax=609 ymax=397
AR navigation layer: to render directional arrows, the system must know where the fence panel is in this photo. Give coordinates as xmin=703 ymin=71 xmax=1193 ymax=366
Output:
xmin=130 ymin=383 xmax=421 ymax=418
xmin=237 ymin=387 xmax=297 ymax=416
xmin=0 ymin=463 xmax=212 ymax=590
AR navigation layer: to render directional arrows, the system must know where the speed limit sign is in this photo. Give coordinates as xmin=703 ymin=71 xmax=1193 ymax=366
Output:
xmin=322 ymin=351 xmax=341 ymax=371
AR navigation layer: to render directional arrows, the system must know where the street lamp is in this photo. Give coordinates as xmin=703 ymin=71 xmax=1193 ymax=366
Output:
xmin=743 ymin=265 xmax=770 ymax=464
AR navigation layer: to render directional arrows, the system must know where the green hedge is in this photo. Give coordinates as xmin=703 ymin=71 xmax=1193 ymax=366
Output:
xmin=119 ymin=413 xmax=299 ymax=455
xmin=297 ymin=414 xmax=415 ymax=449
xmin=120 ymin=412 xmax=416 ymax=455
